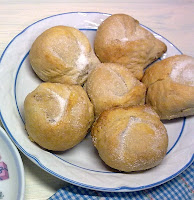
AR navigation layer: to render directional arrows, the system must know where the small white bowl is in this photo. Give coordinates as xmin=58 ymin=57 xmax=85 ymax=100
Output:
xmin=0 ymin=126 xmax=25 ymax=200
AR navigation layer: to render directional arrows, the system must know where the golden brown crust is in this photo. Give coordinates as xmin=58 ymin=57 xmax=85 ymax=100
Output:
xmin=91 ymin=105 xmax=168 ymax=172
xmin=94 ymin=14 xmax=167 ymax=80
xmin=24 ymin=82 xmax=94 ymax=151
xmin=142 ymin=55 xmax=194 ymax=119
xmin=30 ymin=26 xmax=100 ymax=85
xmin=86 ymin=63 xmax=146 ymax=117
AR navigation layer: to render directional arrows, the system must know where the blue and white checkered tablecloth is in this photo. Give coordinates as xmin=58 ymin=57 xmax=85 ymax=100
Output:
xmin=49 ymin=163 xmax=193 ymax=200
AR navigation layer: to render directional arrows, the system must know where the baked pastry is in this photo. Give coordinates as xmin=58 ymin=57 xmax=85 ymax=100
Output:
xmin=24 ymin=82 xmax=94 ymax=151
xmin=94 ymin=14 xmax=167 ymax=80
xmin=92 ymin=106 xmax=168 ymax=172
xmin=142 ymin=55 xmax=194 ymax=120
xmin=86 ymin=63 xmax=146 ymax=117
xmin=29 ymin=26 xmax=100 ymax=85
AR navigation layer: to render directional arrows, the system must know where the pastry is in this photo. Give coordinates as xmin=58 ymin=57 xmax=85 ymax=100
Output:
xmin=142 ymin=55 xmax=194 ymax=120
xmin=24 ymin=82 xmax=94 ymax=151
xmin=86 ymin=63 xmax=146 ymax=117
xmin=94 ymin=14 xmax=167 ymax=79
xmin=91 ymin=105 xmax=168 ymax=172
xmin=29 ymin=26 xmax=100 ymax=85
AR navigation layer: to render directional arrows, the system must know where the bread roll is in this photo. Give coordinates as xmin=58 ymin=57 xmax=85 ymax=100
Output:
xmin=92 ymin=106 xmax=168 ymax=172
xmin=24 ymin=82 xmax=94 ymax=151
xmin=86 ymin=63 xmax=146 ymax=117
xmin=94 ymin=14 xmax=167 ymax=79
xmin=29 ymin=26 xmax=100 ymax=85
xmin=142 ymin=55 xmax=194 ymax=120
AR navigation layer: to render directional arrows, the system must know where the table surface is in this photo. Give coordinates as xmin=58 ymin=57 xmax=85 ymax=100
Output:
xmin=0 ymin=0 xmax=193 ymax=199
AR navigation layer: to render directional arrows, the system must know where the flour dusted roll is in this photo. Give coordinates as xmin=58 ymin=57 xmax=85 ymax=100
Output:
xmin=142 ymin=55 xmax=194 ymax=120
xmin=92 ymin=106 xmax=168 ymax=172
xmin=86 ymin=63 xmax=146 ymax=117
xmin=29 ymin=26 xmax=100 ymax=85
xmin=94 ymin=14 xmax=167 ymax=79
xmin=24 ymin=82 xmax=94 ymax=151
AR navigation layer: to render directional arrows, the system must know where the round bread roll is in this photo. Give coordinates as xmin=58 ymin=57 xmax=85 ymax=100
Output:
xmin=142 ymin=55 xmax=194 ymax=120
xmin=92 ymin=106 xmax=168 ymax=172
xmin=86 ymin=63 xmax=146 ymax=117
xmin=94 ymin=14 xmax=167 ymax=80
xmin=29 ymin=26 xmax=100 ymax=85
xmin=24 ymin=82 xmax=94 ymax=151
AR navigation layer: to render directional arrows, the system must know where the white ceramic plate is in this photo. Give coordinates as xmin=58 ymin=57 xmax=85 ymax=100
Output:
xmin=0 ymin=127 xmax=25 ymax=200
xmin=0 ymin=12 xmax=193 ymax=192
